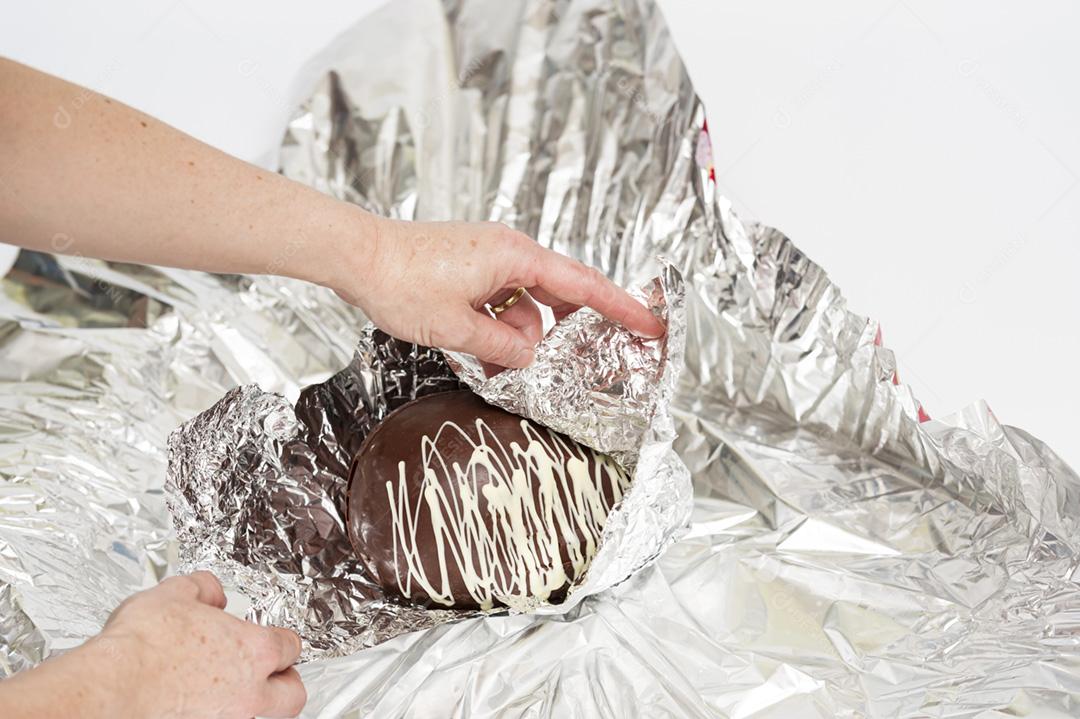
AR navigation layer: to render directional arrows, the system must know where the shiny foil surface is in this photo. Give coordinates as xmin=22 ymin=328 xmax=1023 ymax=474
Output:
xmin=166 ymin=263 xmax=685 ymax=654
xmin=167 ymin=333 xmax=470 ymax=658
xmin=447 ymin=266 xmax=692 ymax=612
xmin=0 ymin=0 xmax=1078 ymax=717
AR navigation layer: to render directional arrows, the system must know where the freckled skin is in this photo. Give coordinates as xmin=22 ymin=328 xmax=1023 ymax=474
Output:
xmin=340 ymin=219 xmax=662 ymax=372
xmin=0 ymin=572 xmax=306 ymax=719
xmin=0 ymin=55 xmax=669 ymax=710
xmin=0 ymin=57 xmax=663 ymax=373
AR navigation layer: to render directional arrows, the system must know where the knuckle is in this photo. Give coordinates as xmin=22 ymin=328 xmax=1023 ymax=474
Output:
xmin=189 ymin=569 xmax=219 ymax=585
xmin=157 ymin=575 xmax=197 ymax=599
xmin=577 ymin=264 xmax=605 ymax=298
xmin=583 ymin=263 xmax=606 ymax=285
xmin=243 ymin=627 xmax=277 ymax=665
xmin=491 ymin=222 xmax=527 ymax=247
xmin=160 ymin=575 xmax=192 ymax=590
xmin=426 ymin=320 xmax=455 ymax=351
xmin=594 ymin=270 xmax=617 ymax=300
xmin=286 ymin=629 xmax=303 ymax=657
xmin=275 ymin=628 xmax=301 ymax=663
xmin=464 ymin=324 xmax=503 ymax=360
xmin=457 ymin=317 xmax=483 ymax=345
xmin=490 ymin=332 xmax=519 ymax=362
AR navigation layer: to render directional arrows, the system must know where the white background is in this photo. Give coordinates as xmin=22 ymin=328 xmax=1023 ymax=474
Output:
xmin=1 ymin=1 xmax=1076 ymax=469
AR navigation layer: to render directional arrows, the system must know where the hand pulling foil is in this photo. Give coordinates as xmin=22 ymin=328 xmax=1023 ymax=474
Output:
xmin=164 ymin=267 xmax=688 ymax=658
xmin=445 ymin=265 xmax=692 ymax=607
xmin=272 ymin=0 xmax=1080 ymax=714
xmin=2 ymin=0 xmax=1079 ymax=716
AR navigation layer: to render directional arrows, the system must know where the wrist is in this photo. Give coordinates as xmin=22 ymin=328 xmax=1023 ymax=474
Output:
xmin=290 ymin=201 xmax=386 ymax=299
xmin=70 ymin=634 xmax=146 ymax=719
xmin=0 ymin=635 xmax=140 ymax=719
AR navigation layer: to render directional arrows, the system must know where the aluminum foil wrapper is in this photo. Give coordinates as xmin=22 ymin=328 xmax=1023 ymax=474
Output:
xmin=165 ymin=262 xmax=688 ymax=655
xmin=446 ymin=273 xmax=679 ymax=466
xmin=166 ymin=331 xmax=466 ymax=658
xmin=447 ymin=265 xmax=691 ymax=611
xmin=447 ymin=265 xmax=691 ymax=608
xmin=2 ymin=0 xmax=1080 ymax=716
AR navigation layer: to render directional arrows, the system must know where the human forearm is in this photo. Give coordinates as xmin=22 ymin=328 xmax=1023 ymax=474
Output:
xmin=0 ymin=56 xmax=664 ymax=369
xmin=0 ymin=639 xmax=127 ymax=719
xmin=0 ymin=573 xmax=305 ymax=719
xmin=0 ymin=56 xmax=371 ymax=288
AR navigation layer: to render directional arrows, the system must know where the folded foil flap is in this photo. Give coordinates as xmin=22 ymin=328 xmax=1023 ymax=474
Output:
xmin=164 ymin=333 xmax=478 ymax=660
xmin=165 ymin=312 xmax=691 ymax=657
xmin=445 ymin=264 xmax=684 ymax=467
xmin=5 ymin=0 xmax=1080 ymax=714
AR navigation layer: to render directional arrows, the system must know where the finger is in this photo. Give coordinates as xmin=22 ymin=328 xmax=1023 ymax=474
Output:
xmin=451 ymin=310 xmax=535 ymax=368
xmin=526 ymin=286 xmax=581 ymax=322
xmin=156 ymin=571 xmax=227 ymax=609
xmin=255 ymin=625 xmax=303 ymax=673
xmin=481 ymin=290 xmax=543 ymax=377
xmin=489 ymin=290 xmax=543 ymax=344
xmin=258 ymin=667 xmax=307 ymax=719
xmin=527 ymin=250 xmax=665 ymax=338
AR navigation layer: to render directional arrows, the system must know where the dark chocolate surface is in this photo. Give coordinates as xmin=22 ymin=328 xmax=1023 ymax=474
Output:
xmin=346 ymin=390 xmax=629 ymax=610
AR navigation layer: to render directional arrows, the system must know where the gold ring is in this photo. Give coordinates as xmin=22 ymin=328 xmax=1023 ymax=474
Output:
xmin=489 ymin=287 xmax=526 ymax=315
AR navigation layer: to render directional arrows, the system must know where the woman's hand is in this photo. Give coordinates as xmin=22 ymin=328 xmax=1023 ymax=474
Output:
xmin=0 ymin=57 xmax=663 ymax=371
xmin=0 ymin=572 xmax=306 ymax=719
xmin=329 ymin=217 xmax=666 ymax=369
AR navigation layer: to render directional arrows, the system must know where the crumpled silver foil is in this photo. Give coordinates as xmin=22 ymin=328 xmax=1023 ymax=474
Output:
xmin=165 ymin=261 xmax=686 ymax=656
xmin=165 ymin=333 xmax=467 ymax=658
xmin=2 ymin=0 xmax=1079 ymax=716
xmin=445 ymin=272 xmax=680 ymax=465
xmin=445 ymin=266 xmax=693 ymax=610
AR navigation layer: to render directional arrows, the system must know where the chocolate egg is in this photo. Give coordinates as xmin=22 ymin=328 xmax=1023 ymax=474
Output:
xmin=346 ymin=390 xmax=630 ymax=610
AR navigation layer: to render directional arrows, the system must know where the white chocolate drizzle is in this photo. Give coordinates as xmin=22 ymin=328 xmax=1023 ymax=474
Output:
xmin=385 ymin=418 xmax=630 ymax=610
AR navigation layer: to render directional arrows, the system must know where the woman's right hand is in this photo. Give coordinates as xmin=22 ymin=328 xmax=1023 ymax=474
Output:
xmin=0 ymin=571 xmax=306 ymax=719
xmin=327 ymin=217 xmax=666 ymax=370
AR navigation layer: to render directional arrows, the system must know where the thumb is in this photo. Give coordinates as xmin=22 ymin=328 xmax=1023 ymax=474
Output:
xmin=457 ymin=310 xmax=535 ymax=369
